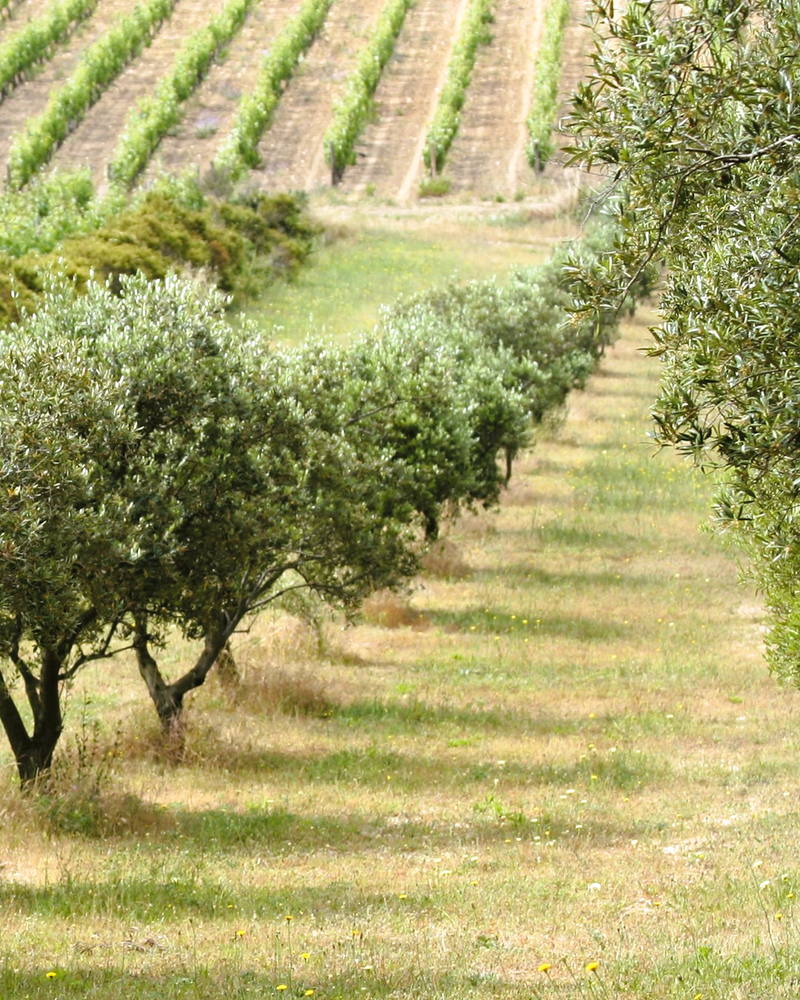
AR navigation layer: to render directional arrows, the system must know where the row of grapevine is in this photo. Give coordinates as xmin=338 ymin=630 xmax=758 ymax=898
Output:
xmin=0 ymin=0 xmax=97 ymax=101
xmin=525 ymin=0 xmax=569 ymax=169
xmin=108 ymin=0 xmax=254 ymax=188
xmin=213 ymin=0 xmax=333 ymax=181
xmin=422 ymin=0 xmax=494 ymax=175
xmin=322 ymin=0 xmax=413 ymax=182
xmin=0 ymin=168 xmax=115 ymax=257
xmin=5 ymin=0 xmax=175 ymax=190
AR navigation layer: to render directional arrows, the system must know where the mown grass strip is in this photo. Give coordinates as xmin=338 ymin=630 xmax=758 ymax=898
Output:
xmin=322 ymin=0 xmax=413 ymax=182
xmin=108 ymin=0 xmax=254 ymax=187
xmin=423 ymin=0 xmax=494 ymax=175
xmin=5 ymin=0 xmax=175 ymax=190
xmin=0 ymin=0 xmax=97 ymax=102
xmin=213 ymin=0 xmax=333 ymax=181
xmin=525 ymin=0 xmax=569 ymax=169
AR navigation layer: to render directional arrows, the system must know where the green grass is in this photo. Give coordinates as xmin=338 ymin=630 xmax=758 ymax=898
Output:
xmin=0 ymin=216 xmax=798 ymax=999
xmin=237 ymin=206 xmax=569 ymax=342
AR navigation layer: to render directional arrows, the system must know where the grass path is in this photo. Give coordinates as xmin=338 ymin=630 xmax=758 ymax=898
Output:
xmin=2 ymin=281 xmax=799 ymax=997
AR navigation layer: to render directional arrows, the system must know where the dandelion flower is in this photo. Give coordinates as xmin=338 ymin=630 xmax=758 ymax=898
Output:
xmin=305 ymin=991 xmax=315 ymax=996
xmin=538 ymin=963 xmax=551 ymax=973
xmin=277 ymin=985 xmax=288 ymax=992
xmin=46 ymin=971 xmax=58 ymax=979
xmin=285 ymin=915 xmax=294 ymax=922
xmin=301 ymin=952 xmax=311 ymax=961
xmin=398 ymin=893 xmax=408 ymax=899
xmin=586 ymin=961 xmax=599 ymax=972
xmin=776 ymin=912 xmax=784 ymax=920
xmin=236 ymin=929 xmax=246 ymax=937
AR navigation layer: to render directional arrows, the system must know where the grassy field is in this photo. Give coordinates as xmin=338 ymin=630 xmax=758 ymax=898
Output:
xmin=2 ymin=214 xmax=799 ymax=999
xmin=238 ymin=197 xmax=577 ymax=342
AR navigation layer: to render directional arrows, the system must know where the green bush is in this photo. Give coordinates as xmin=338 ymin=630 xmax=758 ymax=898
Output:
xmin=0 ymin=185 xmax=316 ymax=325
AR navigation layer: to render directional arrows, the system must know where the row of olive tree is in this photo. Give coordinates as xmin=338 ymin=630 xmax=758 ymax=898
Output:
xmin=0 ymin=225 xmax=621 ymax=787
xmin=0 ymin=275 xmax=513 ymax=785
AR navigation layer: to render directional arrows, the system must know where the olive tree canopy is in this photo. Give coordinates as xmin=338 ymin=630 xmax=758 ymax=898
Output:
xmin=566 ymin=0 xmax=800 ymax=683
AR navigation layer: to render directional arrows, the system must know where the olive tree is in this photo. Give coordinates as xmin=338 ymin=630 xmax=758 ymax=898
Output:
xmin=566 ymin=0 xmax=800 ymax=682
xmin=383 ymin=249 xmax=621 ymax=479
xmin=5 ymin=274 xmax=432 ymax=745
xmin=0 ymin=331 xmax=137 ymax=784
xmin=1 ymin=273 xmax=532 ymax=774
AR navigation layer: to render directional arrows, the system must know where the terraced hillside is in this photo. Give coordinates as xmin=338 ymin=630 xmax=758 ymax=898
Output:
xmin=0 ymin=0 xmax=589 ymax=200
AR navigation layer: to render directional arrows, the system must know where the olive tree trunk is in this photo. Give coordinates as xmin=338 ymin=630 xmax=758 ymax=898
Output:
xmin=0 ymin=647 xmax=64 ymax=787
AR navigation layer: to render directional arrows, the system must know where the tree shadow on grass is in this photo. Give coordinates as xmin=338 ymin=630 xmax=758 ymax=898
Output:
xmin=0 ymin=963 xmax=576 ymax=1000
xmin=0 ymin=811 xmax=639 ymax=923
xmin=425 ymin=605 xmax=630 ymax=642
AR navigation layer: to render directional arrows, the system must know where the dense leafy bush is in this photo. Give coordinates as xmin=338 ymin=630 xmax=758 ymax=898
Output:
xmin=0 ymin=185 xmax=316 ymax=324
xmin=0 ymin=170 xmax=110 ymax=258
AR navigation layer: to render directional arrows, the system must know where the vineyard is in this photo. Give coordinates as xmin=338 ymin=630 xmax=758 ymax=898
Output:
xmin=0 ymin=0 xmax=586 ymax=200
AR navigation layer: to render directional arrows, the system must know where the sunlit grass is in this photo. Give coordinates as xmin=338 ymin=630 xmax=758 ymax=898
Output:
xmin=236 ymin=197 xmax=574 ymax=343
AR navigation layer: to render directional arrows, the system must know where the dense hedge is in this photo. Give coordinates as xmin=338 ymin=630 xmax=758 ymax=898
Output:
xmin=0 ymin=187 xmax=316 ymax=325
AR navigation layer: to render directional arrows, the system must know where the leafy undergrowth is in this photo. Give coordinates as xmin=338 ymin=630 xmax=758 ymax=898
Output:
xmin=1 ymin=304 xmax=798 ymax=999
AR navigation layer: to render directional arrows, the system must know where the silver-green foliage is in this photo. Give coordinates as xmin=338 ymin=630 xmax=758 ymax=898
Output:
xmin=0 ymin=272 xmax=514 ymax=778
xmin=0 ymin=0 xmax=97 ymax=100
xmin=525 ymin=0 xmax=569 ymax=169
xmin=6 ymin=0 xmax=175 ymax=190
xmin=323 ymin=0 xmax=413 ymax=179
xmin=423 ymin=0 xmax=494 ymax=174
xmin=108 ymin=0 xmax=254 ymax=187
xmin=566 ymin=0 xmax=800 ymax=683
xmin=213 ymin=0 xmax=333 ymax=180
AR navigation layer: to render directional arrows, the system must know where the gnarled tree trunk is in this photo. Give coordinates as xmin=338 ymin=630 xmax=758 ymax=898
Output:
xmin=0 ymin=647 xmax=64 ymax=787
